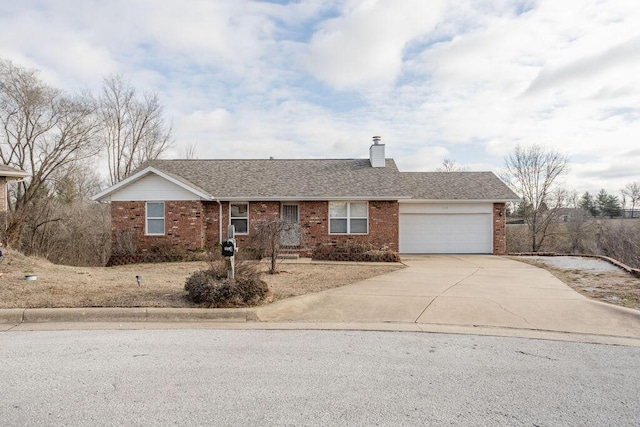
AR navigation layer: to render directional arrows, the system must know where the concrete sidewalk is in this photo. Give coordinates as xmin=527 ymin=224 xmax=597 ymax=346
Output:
xmin=255 ymin=255 xmax=640 ymax=339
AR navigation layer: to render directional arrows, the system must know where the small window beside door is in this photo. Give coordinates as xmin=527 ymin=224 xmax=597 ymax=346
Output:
xmin=230 ymin=202 xmax=249 ymax=234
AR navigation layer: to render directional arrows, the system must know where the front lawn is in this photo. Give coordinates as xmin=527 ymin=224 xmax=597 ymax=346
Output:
xmin=0 ymin=250 xmax=402 ymax=308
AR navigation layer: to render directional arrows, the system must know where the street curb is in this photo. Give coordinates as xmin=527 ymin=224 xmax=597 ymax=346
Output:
xmin=0 ymin=308 xmax=24 ymax=324
xmin=0 ymin=307 xmax=255 ymax=324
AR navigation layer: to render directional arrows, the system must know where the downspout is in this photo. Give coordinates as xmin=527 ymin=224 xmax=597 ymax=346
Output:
xmin=216 ymin=199 xmax=222 ymax=244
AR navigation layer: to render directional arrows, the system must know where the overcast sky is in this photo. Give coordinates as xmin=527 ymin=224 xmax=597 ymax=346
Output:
xmin=1 ymin=0 xmax=638 ymax=195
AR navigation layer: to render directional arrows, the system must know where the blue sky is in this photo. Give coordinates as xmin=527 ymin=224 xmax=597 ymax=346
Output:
xmin=1 ymin=0 xmax=639 ymax=195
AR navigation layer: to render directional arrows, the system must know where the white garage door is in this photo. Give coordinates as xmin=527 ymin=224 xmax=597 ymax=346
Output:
xmin=399 ymin=203 xmax=493 ymax=254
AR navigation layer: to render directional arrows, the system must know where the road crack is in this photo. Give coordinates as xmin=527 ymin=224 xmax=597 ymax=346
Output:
xmin=516 ymin=350 xmax=559 ymax=361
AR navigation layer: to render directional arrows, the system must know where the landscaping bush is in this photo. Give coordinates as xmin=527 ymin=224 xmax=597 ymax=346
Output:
xmin=184 ymin=260 xmax=269 ymax=307
xmin=312 ymin=243 xmax=401 ymax=262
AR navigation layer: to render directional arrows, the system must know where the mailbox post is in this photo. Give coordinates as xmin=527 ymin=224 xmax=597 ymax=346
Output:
xmin=222 ymin=225 xmax=237 ymax=279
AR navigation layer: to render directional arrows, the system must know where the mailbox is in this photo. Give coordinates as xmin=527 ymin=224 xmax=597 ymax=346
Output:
xmin=222 ymin=239 xmax=236 ymax=257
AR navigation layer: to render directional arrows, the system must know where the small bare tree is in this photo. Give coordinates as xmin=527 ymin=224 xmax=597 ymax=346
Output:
xmin=565 ymin=191 xmax=593 ymax=253
xmin=251 ymin=218 xmax=302 ymax=274
xmin=622 ymin=182 xmax=640 ymax=218
xmin=503 ymin=145 xmax=569 ymax=252
xmin=99 ymin=74 xmax=172 ymax=184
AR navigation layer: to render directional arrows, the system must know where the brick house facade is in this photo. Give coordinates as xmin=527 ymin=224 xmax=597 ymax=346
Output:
xmin=94 ymin=140 xmax=518 ymax=258
xmin=111 ymin=199 xmax=402 ymax=254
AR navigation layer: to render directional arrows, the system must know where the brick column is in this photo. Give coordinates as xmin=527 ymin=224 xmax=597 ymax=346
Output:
xmin=493 ymin=203 xmax=507 ymax=255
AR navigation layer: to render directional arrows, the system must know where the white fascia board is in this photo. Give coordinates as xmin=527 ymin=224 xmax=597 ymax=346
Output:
xmin=91 ymin=167 xmax=213 ymax=202
xmin=400 ymin=198 xmax=520 ymax=204
xmin=0 ymin=170 xmax=30 ymax=179
xmin=220 ymin=196 xmax=411 ymax=202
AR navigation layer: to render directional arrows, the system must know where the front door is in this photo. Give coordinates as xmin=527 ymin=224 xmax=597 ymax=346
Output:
xmin=281 ymin=203 xmax=300 ymax=246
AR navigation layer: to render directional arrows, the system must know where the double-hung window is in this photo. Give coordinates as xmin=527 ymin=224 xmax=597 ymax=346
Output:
xmin=230 ymin=202 xmax=249 ymax=234
xmin=146 ymin=202 xmax=165 ymax=235
xmin=329 ymin=201 xmax=368 ymax=234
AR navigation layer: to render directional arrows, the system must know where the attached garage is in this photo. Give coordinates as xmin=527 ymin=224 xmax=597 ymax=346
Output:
xmin=399 ymin=203 xmax=493 ymax=254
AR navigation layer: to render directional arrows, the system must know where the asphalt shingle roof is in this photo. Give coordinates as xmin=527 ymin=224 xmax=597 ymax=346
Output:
xmin=402 ymin=172 xmax=519 ymax=200
xmin=129 ymin=159 xmax=519 ymax=201
xmin=144 ymin=158 xmax=409 ymax=199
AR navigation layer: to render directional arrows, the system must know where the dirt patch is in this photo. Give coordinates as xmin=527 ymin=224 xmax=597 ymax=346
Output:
xmin=0 ymin=250 xmax=402 ymax=308
xmin=513 ymin=256 xmax=640 ymax=311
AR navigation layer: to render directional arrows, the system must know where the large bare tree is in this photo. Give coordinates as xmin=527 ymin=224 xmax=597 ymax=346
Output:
xmin=504 ymin=145 xmax=569 ymax=252
xmin=99 ymin=74 xmax=172 ymax=185
xmin=0 ymin=59 xmax=100 ymax=246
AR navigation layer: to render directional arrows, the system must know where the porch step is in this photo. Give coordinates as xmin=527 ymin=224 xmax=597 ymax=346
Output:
xmin=278 ymin=253 xmax=300 ymax=260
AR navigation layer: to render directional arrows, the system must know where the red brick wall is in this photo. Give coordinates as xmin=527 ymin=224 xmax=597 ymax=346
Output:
xmin=203 ymin=202 xmax=221 ymax=246
xmin=221 ymin=201 xmax=281 ymax=245
xmin=111 ymin=201 xmax=206 ymax=253
xmin=493 ymin=203 xmax=507 ymax=255
xmin=299 ymin=200 xmax=399 ymax=251
xmin=112 ymin=199 xmax=400 ymax=254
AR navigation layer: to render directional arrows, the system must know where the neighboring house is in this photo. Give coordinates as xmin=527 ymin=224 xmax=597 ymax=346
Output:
xmin=623 ymin=209 xmax=640 ymax=219
xmin=0 ymin=164 xmax=29 ymax=236
xmin=556 ymin=207 xmax=586 ymax=222
xmin=92 ymin=138 xmax=519 ymax=255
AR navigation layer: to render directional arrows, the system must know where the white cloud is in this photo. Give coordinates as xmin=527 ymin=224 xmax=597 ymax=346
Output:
xmin=303 ymin=0 xmax=446 ymax=90
xmin=0 ymin=0 xmax=638 ymax=195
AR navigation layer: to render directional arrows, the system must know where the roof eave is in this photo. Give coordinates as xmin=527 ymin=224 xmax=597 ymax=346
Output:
xmin=219 ymin=196 xmax=412 ymax=202
xmin=401 ymin=198 xmax=521 ymax=203
xmin=1 ymin=171 xmax=30 ymax=179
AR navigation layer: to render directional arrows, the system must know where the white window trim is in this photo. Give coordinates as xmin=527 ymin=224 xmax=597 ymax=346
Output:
xmin=145 ymin=201 xmax=165 ymax=236
xmin=328 ymin=201 xmax=369 ymax=235
xmin=230 ymin=202 xmax=249 ymax=235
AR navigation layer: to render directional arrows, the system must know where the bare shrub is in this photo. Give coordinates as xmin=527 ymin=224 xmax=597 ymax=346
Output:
xmin=312 ymin=242 xmax=401 ymax=262
xmin=12 ymin=197 xmax=111 ymax=266
xmin=113 ymin=230 xmax=138 ymax=256
xmin=184 ymin=261 xmax=268 ymax=307
xmin=595 ymin=221 xmax=640 ymax=268
xmin=506 ymin=225 xmax=531 ymax=253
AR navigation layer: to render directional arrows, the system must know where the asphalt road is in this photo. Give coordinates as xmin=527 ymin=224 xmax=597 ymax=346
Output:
xmin=1 ymin=329 xmax=639 ymax=426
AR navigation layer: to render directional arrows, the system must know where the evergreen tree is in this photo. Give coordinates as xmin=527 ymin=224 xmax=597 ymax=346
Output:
xmin=596 ymin=189 xmax=622 ymax=218
xmin=579 ymin=191 xmax=598 ymax=217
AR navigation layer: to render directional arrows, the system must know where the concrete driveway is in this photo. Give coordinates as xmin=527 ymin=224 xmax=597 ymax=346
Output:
xmin=256 ymin=255 xmax=640 ymax=340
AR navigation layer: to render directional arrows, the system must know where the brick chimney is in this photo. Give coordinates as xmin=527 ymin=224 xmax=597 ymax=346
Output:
xmin=369 ymin=136 xmax=385 ymax=167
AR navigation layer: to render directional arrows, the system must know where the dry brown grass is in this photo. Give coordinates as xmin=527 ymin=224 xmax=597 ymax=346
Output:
xmin=514 ymin=258 xmax=640 ymax=311
xmin=0 ymin=249 xmax=402 ymax=308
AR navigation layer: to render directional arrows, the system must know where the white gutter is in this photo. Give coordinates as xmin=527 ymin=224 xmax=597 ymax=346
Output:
xmin=399 ymin=198 xmax=521 ymax=203
xmin=219 ymin=196 xmax=411 ymax=202
xmin=216 ymin=199 xmax=222 ymax=244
